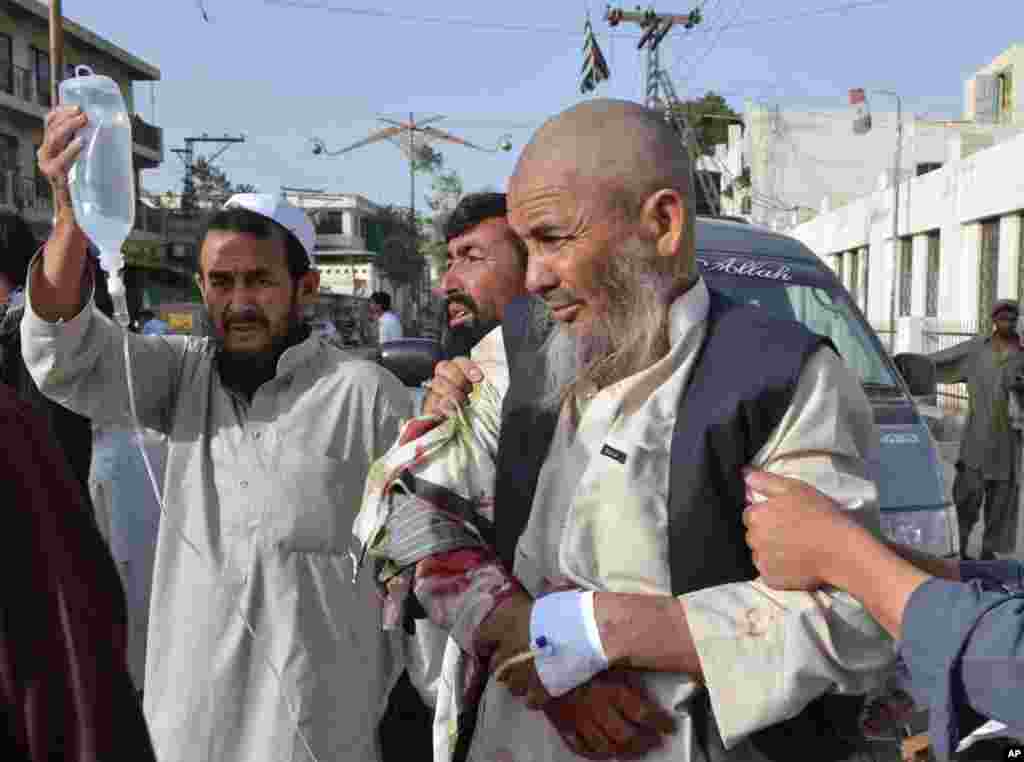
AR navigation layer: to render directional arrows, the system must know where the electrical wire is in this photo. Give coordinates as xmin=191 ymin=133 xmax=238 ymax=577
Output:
xmin=717 ymin=0 xmax=894 ymax=30
xmin=263 ymin=0 xmax=896 ymax=38
xmin=672 ymin=0 xmax=746 ymax=83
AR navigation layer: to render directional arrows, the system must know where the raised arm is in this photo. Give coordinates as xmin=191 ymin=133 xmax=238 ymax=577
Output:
xmin=21 ymin=106 xmax=189 ymax=433
xmin=33 ymin=105 xmax=91 ymax=322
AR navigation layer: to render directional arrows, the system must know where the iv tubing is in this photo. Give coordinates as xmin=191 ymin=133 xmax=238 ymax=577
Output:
xmin=111 ymin=270 xmax=324 ymax=762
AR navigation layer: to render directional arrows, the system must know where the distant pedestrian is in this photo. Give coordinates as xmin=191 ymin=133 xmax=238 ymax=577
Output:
xmin=370 ymin=291 xmax=403 ymax=343
xmin=136 ymin=309 xmax=170 ymax=336
xmin=938 ymin=299 xmax=1021 ymax=560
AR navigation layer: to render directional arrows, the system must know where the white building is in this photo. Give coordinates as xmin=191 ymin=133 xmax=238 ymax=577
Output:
xmin=789 ymin=45 xmax=1024 ymax=351
xmin=283 ymin=190 xmax=383 ymax=297
xmin=713 ymin=46 xmax=1024 ymax=235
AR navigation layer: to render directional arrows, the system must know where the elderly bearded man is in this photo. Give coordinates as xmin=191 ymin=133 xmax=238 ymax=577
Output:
xmin=416 ymin=99 xmax=899 ymax=762
xmin=23 ymin=105 xmax=412 ymax=762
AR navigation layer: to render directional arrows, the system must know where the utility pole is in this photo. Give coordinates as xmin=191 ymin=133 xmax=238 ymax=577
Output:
xmin=171 ymin=134 xmax=246 ymax=211
xmin=48 ymin=0 xmax=63 ymax=106
xmin=851 ymin=88 xmax=902 ymax=350
xmin=878 ymin=90 xmax=904 ymax=354
xmin=606 ymin=6 xmax=700 ymax=108
xmin=605 ymin=5 xmax=719 ymax=215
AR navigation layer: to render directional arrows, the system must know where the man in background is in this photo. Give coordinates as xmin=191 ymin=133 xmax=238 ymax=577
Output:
xmin=370 ymin=290 xmax=404 ymax=343
xmin=380 ymin=191 xmax=529 ymax=762
xmin=936 ymin=299 xmax=1021 ymax=560
xmin=438 ymin=192 xmax=529 ymax=362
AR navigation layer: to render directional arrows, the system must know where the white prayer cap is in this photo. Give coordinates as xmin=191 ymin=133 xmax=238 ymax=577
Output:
xmin=222 ymin=193 xmax=316 ymax=266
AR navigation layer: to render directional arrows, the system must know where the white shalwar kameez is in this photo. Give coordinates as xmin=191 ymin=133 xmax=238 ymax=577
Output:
xmin=21 ymin=261 xmax=411 ymax=762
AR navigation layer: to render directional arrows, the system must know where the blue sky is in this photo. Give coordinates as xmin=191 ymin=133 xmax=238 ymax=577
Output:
xmin=64 ymin=0 xmax=1023 ymax=209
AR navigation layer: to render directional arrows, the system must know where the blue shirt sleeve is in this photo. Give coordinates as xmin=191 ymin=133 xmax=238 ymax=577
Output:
xmin=900 ymin=578 xmax=1024 ymax=760
xmin=959 ymin=559 xmax=1024 ymax=590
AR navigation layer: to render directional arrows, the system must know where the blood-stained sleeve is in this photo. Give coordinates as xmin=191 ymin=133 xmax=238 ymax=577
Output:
xmin=682 ymin=348 xmax=897 ymax=748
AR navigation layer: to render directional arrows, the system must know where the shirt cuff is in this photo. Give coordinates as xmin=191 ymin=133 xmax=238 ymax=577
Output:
xmin=899 ymin=578 xmax=1020 ymax=760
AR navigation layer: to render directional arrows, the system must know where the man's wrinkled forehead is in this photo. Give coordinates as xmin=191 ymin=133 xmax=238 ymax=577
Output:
xmin=509 ymin=157 xmax=593 ymax=224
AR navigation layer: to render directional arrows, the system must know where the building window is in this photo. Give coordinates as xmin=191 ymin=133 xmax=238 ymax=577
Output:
xmin=314 ymin=211 xmax=344 ymax=235
xmin=916 ymin=162 xmax=942 ymax=177
xmin=359 ymin=217 xmax=369 ymax=238
xmin=926 ymin=231 xmax=940 ymax=317
xmin=862 ymin=246 xmax=870 ymax=310
xmin=0 ymin=134 xmax=17 ymax=173
xmin=848 ymin=250 xmax=860 ymax=305
xmin=31 ymin=47 xmax=50 ymax=107
xmin=898 ymin=238 xmax=913 ymax=317
xmin=1019 ymin=214 xmax=1024 ymax=306
xmin=997 ymin=70 xmax=1013 ymax=122
xmin=979 ymin=218 xmax=1001 ymax=330
xmin=0 ymin=33 xmax=12 ymax=95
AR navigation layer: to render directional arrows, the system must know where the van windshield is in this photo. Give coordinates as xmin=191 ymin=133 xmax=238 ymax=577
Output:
xmin=697 ymin=253 xmax=902 ymax=394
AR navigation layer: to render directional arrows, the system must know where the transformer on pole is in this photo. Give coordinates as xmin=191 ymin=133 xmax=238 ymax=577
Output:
xmin=605 ymin=5 xmax=719 ymax=215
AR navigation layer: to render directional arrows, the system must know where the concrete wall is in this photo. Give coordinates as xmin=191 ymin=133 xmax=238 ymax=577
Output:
xmin=739 ymin=103 xmax=955 ymax=231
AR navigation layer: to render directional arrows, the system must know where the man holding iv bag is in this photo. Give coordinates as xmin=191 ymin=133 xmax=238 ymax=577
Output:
xmin=23 ymin=103 xmax=413 ymax=762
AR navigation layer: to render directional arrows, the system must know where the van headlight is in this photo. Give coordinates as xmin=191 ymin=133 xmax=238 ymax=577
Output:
xmin=880 ymin=508 xmax=957 ymax=557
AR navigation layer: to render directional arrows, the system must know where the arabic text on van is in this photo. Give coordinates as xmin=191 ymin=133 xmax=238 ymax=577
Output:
xmin=699 ymin=258 xmax=794 ymax=281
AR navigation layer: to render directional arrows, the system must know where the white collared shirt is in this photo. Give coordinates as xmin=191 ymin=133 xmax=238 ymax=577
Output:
xmin=378 ymin=310 xmax=404 ymax=343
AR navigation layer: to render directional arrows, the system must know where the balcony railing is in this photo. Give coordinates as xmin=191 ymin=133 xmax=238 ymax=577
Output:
xmin=132 ymin=203 xmax=210 ymax=240
xmin=0 ymin=170 xmax=53 ymax=215
xmin=0 ymin=62 xmax=45 ymax=109
xmin=132 ymin=114 xmax=163 ymax=154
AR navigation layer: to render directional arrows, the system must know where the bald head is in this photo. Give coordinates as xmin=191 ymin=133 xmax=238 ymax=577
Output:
xmin=513 ymin=98 xmax=694 ymax=214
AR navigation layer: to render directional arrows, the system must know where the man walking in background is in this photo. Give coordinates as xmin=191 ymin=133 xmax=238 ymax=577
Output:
xmin=937 ymin=299 xmax=1021 ymax=560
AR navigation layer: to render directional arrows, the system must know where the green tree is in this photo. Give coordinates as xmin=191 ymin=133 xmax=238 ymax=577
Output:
xmin=185 ymin=157 xmax=257 ymax=209
xmin=668 ymin=91 xmax=741 ymax=156
xmin=411 ymin=143 xmax=443 ymax=175
xmin=421 ymin=168 xmax=466 ymax=278
xmin=369 ymin=205 xmax=426 ymax=287
xmin=425 ymin=169 xmax=463 ymax=213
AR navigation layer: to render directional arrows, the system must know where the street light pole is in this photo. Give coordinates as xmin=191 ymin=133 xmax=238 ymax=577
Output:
xmin=876 ymin=89 xmax=903 ymax=352
xmin=310 ymin=119 xmax=512 ymax=327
